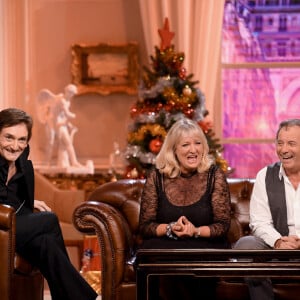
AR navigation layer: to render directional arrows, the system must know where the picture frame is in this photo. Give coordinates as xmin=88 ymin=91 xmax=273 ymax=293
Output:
xmin=71 ymin=42 xmax=139 ymax=95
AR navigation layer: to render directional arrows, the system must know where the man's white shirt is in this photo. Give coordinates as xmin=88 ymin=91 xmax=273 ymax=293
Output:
xmin=250 ymin=164 xmax=300 ymax=247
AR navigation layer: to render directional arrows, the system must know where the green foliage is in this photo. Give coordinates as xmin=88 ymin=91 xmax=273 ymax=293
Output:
xmin=123 ymin=44 xmax=229 ymax=178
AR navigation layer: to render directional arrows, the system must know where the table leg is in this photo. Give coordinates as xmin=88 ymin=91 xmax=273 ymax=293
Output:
xmin=136 ymin=268 xmax=148 ymax=300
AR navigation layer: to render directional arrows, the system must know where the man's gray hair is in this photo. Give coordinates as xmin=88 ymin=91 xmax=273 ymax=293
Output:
xmin=276 ymin=119 xmax=300 ymax=139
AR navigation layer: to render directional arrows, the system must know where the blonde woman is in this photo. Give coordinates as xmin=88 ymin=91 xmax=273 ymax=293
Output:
xmin=138 ymin=117 xmax=231 ymax=300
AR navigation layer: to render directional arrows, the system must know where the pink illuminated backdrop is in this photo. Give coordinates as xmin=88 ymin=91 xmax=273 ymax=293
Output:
xmin=221 ymin=0 xmax=300 ymax=178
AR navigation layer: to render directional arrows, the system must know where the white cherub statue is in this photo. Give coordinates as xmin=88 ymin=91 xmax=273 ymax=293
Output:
xmin=37 ymin=84 xmax=93 ymax=173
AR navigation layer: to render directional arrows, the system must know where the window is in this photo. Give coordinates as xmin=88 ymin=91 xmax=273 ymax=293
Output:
xmin=221 ymin=0 xmax=300 ymax=178
xmin=277 ymin=40 xmax=287 ymax=56
xmin=279 ymin=15 xmax=287 ymax=31
xmin=255 ymin=15 xmax=263 ymax=31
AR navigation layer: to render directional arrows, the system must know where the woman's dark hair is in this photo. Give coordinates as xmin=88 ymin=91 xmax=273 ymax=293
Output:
xmin=0 ymin=108 xmax=33 ymax=141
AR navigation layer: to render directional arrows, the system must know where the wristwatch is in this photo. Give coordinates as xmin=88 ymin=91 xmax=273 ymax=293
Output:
xmin=194 ymin=227 xmax=201 ymax=238
xmin=166 ymin=222 xmax=177 ymax=240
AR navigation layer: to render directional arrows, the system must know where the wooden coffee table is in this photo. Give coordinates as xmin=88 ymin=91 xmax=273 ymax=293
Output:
xmin=135 ymin=249 xmax=300 ymax=300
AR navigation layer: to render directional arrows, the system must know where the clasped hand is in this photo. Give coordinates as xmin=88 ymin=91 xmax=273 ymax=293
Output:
xmin=171 ymin=216 xmax=196 ymax=238
xmin=274 ymin=235 xmax=300 ymax=249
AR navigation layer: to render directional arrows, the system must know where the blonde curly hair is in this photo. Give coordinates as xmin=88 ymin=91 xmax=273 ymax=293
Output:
xmin=155 ymin=117 xmax=214 ymax=178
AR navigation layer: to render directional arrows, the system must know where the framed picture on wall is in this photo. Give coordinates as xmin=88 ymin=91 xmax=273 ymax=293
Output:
xmin=71 ymin=42 xmax=139 ymax=95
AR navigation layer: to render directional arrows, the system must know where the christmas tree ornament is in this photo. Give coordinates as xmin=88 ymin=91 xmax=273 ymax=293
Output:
xmin=130 ymin=168 xmax=139 ymax=178
xmin=182 ymin=85 xmax=192 ymax=96
xmin=123 ymin=17 xmax=230 ymax=177
xmin=198 ymin=120 xmax=212 ymax=133
xmin=158 ymin=18 xmax=175 ymax=50
xmin=149 ymin=138 xmax=163 ymax=154
xmin=179 ymin=67 xmax=187 ymax=79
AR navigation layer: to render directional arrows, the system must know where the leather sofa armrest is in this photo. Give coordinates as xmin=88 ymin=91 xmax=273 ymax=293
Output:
xmin=0 ymin=204 xmax=15 ymax=230
xmin=73 ymin=200 xmax=132 ymax=300
xmin=228 ymin=216 xmax=244 ymax=245
xmin=0 ymin=204 xmax=16 ymax=300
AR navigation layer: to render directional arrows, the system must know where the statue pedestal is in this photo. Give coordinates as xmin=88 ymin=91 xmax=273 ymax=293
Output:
xmin=36 ymin=160 xmax=94 ymax=175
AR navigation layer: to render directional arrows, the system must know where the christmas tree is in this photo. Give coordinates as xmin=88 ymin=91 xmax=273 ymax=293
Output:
xmin=123 ymin=18 xmax=229 ymax=179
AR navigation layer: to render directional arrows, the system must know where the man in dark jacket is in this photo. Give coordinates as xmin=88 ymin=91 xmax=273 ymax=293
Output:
xmin=0 ymin=108 xmax=99 ymax=300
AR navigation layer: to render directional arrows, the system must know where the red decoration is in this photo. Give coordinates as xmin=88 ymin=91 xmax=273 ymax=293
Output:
xmin=179 ymin=67 xmax=187 ymax=79
xmin=198 ymin=120 xmax=213 ymax=133
xmin=130 ymin=106 xmax=138 ymax=117
xmin=158 ymin=18 xmax=175 ymax=50
xmin=184 ymin=108 xmax=195 ymax=118
xmin=149 ymin=138 xmax=163 ymax=154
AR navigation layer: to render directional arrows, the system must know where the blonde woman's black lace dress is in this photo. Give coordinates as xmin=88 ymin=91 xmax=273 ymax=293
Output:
xmin=138 ymin=165 xmax=231 ymax=300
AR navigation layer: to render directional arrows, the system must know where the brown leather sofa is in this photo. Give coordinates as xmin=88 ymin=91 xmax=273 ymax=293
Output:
xmin=0 ymin=204 xmax=44 ymax=300
xmin=73 ymin=178 xmax=300 ymax=300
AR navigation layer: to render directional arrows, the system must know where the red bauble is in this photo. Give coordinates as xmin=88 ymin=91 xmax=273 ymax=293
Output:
xmin=149 ymin=138 xmax=163 ymax=154
xmin=179 ymin=67 xmax=187 ymax=80
xmin=130 ymin=106 xmax=138 ymax=117
xmin=198 ymin=120 xmax=213 ymax=133
xmin=184 ymin=108 xmax=194 ymax=118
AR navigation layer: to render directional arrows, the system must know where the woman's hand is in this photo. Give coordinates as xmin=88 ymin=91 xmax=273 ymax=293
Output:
xmin=34 ymin=199 xmax=51 ymax=212
xmin=172 ymin=216 xmax=196 ymax=238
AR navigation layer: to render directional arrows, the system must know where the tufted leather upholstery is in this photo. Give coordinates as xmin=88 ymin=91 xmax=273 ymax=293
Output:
xmin=0 ymin=204 xmax=44 ymax=300
xmin=73 ymin=178 xmax=300 ymax=300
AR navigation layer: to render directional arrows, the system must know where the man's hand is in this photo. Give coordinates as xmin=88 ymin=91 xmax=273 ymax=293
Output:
xmin=34 ymin=200 xmax=51 ymax=212
xmin=274 ymin=235 xmax=300 ymax=249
